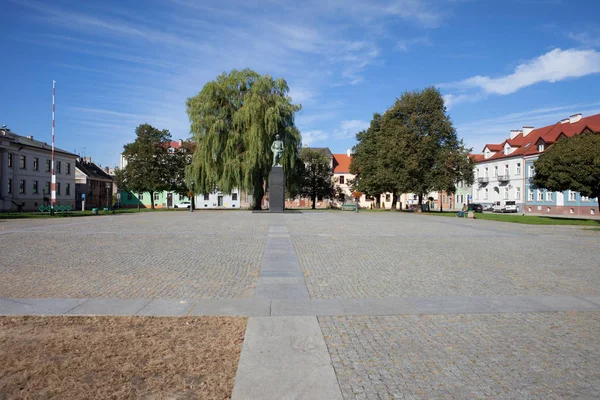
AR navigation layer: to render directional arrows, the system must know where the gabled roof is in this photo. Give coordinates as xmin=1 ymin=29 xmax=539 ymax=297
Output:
xmin=485 ymin=144 xmax=503 ymax=152
xmin=332 ymin=154 xmax=351 ymax=173
xmin=477 ymin=113 xmax=600 ymax=163
xmin=469 ymin=154 xmax=484 ymax=162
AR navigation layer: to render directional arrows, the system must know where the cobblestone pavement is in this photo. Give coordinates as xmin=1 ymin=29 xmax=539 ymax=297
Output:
xmin=288 ymin=212 xmax=600 ymax=299
xmin=0 ymin=212 xmax=270 ymax=299
xmin=320 ymin=312 xmax=600 ymax=400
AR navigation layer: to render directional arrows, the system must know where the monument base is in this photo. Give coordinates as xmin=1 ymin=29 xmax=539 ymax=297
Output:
xmin=268 ymin=166 xmax=285 ymax=213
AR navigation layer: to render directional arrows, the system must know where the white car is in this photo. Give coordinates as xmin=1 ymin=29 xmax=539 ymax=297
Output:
xmin=174 ymin=201 xmax=191 ymax=209
xmin=493 ymin=200 xmax=518 ymax=213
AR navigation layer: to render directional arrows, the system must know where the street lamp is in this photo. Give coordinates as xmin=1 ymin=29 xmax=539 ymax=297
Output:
xmin=105 ymin=182 xmax=111 ymax=208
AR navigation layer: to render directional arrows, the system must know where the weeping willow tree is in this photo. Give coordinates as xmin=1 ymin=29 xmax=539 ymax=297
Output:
xmin=186 ymin=69 xmax=302 ymax=209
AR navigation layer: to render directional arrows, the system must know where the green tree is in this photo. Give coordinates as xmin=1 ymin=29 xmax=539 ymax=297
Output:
xmin=298 ymin=148 xmax=334 ymax=209
xmin=116 ymin=124 xmax=172 ymax=209
xmin=352 ymin=87 xmax=473 ymax=211
xmin=533 ymin=133 xmax=600 ymax=213
xmin=186 ymin=69 xmax=301 ymax=210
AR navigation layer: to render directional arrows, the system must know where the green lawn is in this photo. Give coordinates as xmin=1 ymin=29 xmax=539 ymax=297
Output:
xmin=423 ymin=210 xmax=600 ymax=226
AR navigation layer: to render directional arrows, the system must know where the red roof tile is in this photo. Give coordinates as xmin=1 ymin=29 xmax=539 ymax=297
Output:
xmin=332 ymin=154 xmax=352 ymax=173
xmin=477 ymin=113 xmax=600 ymax=162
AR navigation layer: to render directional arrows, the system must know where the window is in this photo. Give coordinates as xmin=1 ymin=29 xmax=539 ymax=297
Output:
xmin=232 ymin=193 xmax=238 ymax=201
xmin=504 ymin=187 xmax=509 ymax=200
xmin=179 ymin=194 xmax=185 ymax=201
xmin=546 ymin=192 xmax=552 ymax=201
xmin=386 ymin=194 xmax=391 ymax=202
xmin=528 ymin=189 xmax=534 ymax=201
xmin=56 ymin=161 xmax=61 ymax=173
xmin=456 ymin=194 xmax=460 ymax=203
xmin=581 ymin=196 xmax=589 ymax=202
xmin=537 ymin=191 xmax=543 ymax=201
xmin=538 ymin=143 xmax=545 ymax=152
xmin=516 ymin=163 xmax=521 ymax=175
xmin=204 ymin=193 xmax=210 ymax=201
xmin=45 ymin=159 xmax=51 ymax=172
xmin=33 ymin=181 xmax=38 ymax=194
xmin=494 ymin=166 xmax=498 ymax=177
xmin=56 ymin=182 xmax=61 ymax=195
xmin=20 ymin=155 xmax=26 ymax=169
xmin=476 ymin=168 xmax=480 ymax=178
xmin=504 ymin=164 xmax=509 ymax=175
xmin=139 ymin=193 xmax=144 ymax=200
xmin=8 ymin=153 xmax=12 ymax=167
xmin=484 ymin=188 xmax=488 ymax=200
xmin=44 ymin=182 xmax=50 ymax=194
xmin=339 ymin=176 xmax=345 ymax=184
xmin=66 ymin=163 xmax=71 ymax=174
xmin=485 ymin=167 xmax=488 ymax=177
xmin=19 ymin=180 xmax=25 ymax=194
xmin=516 ymin=187 xmax=521 ymax=200
xmin=33 ymin=157 xmax=39 ymax=170
xmin=528 ymin=165 xmax=535 ymax=177
xmin=154 ymin=192 xmax=160 ymax=201
xmin=65 ymin=183 xmax=70 ymax=196
xmin=8 ymin=179 xmax=12 ymax=193
xmin=569 ymin=191 xmax=577 ymax=201
xmin=569 ymin=208 xmax=574 ymax=214
xmin=475 ymin=190 xmax=480 ymax=200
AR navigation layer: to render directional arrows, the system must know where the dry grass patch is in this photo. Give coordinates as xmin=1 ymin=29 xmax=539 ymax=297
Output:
xmin=0 ymin=316 xmax=246 ymax=399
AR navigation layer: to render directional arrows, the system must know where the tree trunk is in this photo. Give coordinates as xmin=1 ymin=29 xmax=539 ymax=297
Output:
xmin=392 ymin=192 xmax=398 ymax=211
xmin=440 ymin=193 xmax=443 ymax=213
xmin=375 ymin=195 xmax=381 ymax=209
xmin=150 ymin=191 xmax=155 ymax=209
xmin=311 ymin=192 xmax=316 ymax=209
xmin=252 ymin=178 xmax=264 ymax=210
xmin=137 ymin=192 xmax=140 ymax=210
xmin=417 ymin=194 xmax=423 ymax=212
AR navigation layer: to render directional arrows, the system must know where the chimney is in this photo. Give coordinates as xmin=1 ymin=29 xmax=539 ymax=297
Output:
xmin=83 ymin=156 xmax=92 ymax=163
xmin=560 ymin=118 xmax=569 ymax=124
xmin=522 ymin=126 xmax=534 ymax=136
xmin=104 ymin=166 xmax=110 ymax=173
xmin=178 ymin=139 xmax=183 ymax=147
xmin=509 ymin=130 xmax=521 ymax=140
xmin=569 ymin=113 xmax=582 ymax=124
xmin=26 ymin=135 xmax=34 ymax=140
xmin=346 ymin=148 xmax=351 ymax=157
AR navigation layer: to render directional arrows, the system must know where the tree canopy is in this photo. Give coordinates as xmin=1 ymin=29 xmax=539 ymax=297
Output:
xmin=186 ymin=69 xmax=302 ymax=209
xmin=298 ymin=148 xmax=334 ymax=209
xmin=115 ymin=124 xmax=174 ymax=209
xmin=533 ymin=133 xmax=600 ymax=211
xmin=351 ymin=87 xmax=473 ymax=209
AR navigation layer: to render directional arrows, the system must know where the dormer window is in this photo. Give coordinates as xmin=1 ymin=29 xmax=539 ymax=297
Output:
xmin=538 ymin=143 xmax=545 ymax=152
xmin=168 ymin=147 xmax=175 ymax=153
xmin=504 ymin=144 xmax=511 ymax=154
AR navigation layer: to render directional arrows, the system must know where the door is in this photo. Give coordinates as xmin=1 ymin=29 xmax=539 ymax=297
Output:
xmin=217 ymin=195 xmax=223 ymax=207
xmin=166 ymin=193 xmax=173 ymax=208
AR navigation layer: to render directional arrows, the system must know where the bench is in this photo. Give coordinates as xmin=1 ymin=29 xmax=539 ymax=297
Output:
xmin=341 ymin=203 xmax=357 ymax=211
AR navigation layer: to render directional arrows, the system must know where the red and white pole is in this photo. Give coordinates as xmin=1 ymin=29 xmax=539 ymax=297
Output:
xmin=51 ymin=80 xmax=56 ymax=215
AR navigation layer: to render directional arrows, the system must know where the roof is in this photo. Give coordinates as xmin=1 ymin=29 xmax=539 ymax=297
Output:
xmin=477 ymin=113 xmax=600 ymax=163
xmin=303 ymin=147 xmax=333 ymax=159
xmin=76 ymin=160 xmax=113 ymax=181
xmin=469 ymin=154 xmax=484 ymax=162
xmin=0 ymin=129 xmax=78 ymax=158
xmin=332 ymin=153 xmax=351 ymax=173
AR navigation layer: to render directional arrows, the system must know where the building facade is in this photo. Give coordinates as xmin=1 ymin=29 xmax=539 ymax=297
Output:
xmin=1 ymin=127 xmax=77 ymax=212
xmin=473 ymin=113 xmax=599 ymax=216
xmin=75 ymin=158 xmax=114 ymax=210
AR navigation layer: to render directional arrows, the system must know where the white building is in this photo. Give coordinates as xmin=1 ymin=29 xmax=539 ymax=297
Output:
xmin=1 ymin=126 xmax=77 ymax=212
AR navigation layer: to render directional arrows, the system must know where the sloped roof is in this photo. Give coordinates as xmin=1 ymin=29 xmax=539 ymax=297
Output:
xmin=469 ymin=154 xmax=484 ymax=162
xmin=478 ymin=113 xmax=600 ymax=162
xmin=0 ymin=129 xmax=78 ymax=157
xmin=332 ymin=154 xmax=351 ymax=173
xmin=76 ymin=160 xmax=113 ymax=181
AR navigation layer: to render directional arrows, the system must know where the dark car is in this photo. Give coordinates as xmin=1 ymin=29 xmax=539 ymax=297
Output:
xmin=469 ymin=203 xmax=484 ymax=213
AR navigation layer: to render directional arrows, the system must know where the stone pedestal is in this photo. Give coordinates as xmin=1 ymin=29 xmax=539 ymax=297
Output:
xmin=268 ymin=166 xmax=285 ymax=213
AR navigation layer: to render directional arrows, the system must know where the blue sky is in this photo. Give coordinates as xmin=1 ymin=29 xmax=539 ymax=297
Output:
xmin=2 ymin=0 xmax=600 ymax=168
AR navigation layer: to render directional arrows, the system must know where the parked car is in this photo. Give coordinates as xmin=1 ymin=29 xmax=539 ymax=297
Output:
xmin=482 ymin=203 xmax=494 ymax=211
xmin=469 ymin=203 xmax=483 ymax=213
xmin=174 ymin=201 xmax=191 ymax=209
xmin=493 ymin=200 xmax=518 ymax=213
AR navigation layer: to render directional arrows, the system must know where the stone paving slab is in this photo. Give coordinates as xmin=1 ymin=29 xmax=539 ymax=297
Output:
xmin=231 ymin=316 xmax=343 ymax=400
xmin=188 ymin=299 xmax=271 ymax=316
xmin=135 ymin=299 xmax=196 ymax=316
xmin=66 ymin=298 xmax=151 ymax=316
xmin=0 ymin=298 xmax=87 ymax=315
xmin=271 ymin=299 xmax=346 ymax=317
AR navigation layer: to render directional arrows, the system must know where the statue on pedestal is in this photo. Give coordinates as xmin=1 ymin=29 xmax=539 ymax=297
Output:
xmin=271 ymin=134 xmax=284 ymax=166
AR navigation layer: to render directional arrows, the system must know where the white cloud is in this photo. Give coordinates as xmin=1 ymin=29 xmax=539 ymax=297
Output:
xmin=446 ymin=48 xmax=600 ymax=96
xmin=568 ymin=31 xmax=600 ymax=48
xmin=396 ymin=36 xmax=431 ymax=52
xmin=302 ymin=130 xmax=329 ymax=146
xmin=443 ymin=93 xmax=484 ymax=110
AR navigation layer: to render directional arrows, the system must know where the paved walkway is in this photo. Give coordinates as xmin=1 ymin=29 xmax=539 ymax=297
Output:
xmin=1 ymin=211 xmax=599 ymax=399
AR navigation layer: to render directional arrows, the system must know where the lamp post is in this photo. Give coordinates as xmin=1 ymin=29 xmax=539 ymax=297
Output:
xmin=105 ymin=182 xmax=110 ymax=209
xmin=189 ymin=181 xmax=195 ymax=213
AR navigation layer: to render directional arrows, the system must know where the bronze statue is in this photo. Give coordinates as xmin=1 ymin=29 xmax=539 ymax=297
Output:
xmin=271 ymin=134 xmax=284 ymax=166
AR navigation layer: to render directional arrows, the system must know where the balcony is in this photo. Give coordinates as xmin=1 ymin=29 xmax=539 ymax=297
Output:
xmin=497 ymin=175 xmax=510 ymax=182
xmin=477 ymin=177 xmax=489 ymax=183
